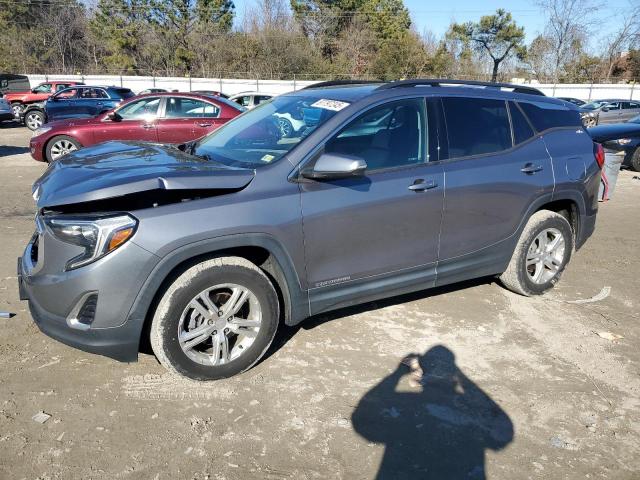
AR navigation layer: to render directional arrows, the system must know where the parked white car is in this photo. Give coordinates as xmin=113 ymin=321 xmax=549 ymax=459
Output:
xmin=228 ymin=92 xmax=275 ymax=109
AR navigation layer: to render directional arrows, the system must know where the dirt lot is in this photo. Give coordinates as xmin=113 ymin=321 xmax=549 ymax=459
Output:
xmin=0 ymin=123 xmax=639 ymax=479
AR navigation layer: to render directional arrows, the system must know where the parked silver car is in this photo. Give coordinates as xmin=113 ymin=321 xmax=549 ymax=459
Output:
xmin=580 ymin=99 xmax=640 ymax=126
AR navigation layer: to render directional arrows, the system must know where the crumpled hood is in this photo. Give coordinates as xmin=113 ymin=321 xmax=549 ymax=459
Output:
xmin=33 ymin=140 xmax=255 ymax=209
xmin=588 ymin=123 xmax=640 ymax=143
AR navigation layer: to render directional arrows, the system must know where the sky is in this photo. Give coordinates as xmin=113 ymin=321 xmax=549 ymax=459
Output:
xmin=233 ymin=0 xmax=634 ymax=46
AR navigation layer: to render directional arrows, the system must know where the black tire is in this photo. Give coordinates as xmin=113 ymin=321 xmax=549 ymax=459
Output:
xmin=150 ymin=257 xmax=280 ymax=381
xmin=630 ymin=148 xmax=640 ymax=172
xmin=10 ymin=102 xmax=24 ymax=118
xmin=45 ymin=135 xmax=81 ymax=162
xmin=277 ymin=117 xmax=294 ymax=138
xmin=499 ymin=210 xmax=574 ymax=296
xmin=24 ymin=110 xmax=45 ymax=131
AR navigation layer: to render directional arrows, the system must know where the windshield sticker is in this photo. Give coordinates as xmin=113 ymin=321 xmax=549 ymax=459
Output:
xmin=261 ymin=154 xmax=275 ymax=163
xmin=311 ymin=99 xmax=350 ymax=111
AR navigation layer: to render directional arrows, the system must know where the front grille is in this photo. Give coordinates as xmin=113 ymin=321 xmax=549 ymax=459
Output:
xmin=77 ymin=294 xmax=98 ymax=326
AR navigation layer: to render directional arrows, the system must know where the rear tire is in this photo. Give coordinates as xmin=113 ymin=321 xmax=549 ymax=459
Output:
xmin=500 ymin=210 xmax=574 ymax=296
xmin=630 ymin=148 xmax=640 ymax=172
xmin=150 ymin=257 xmax=280 ymax=381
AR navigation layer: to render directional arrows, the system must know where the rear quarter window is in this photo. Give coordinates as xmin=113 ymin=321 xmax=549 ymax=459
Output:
xmin=116 ymin=89 xmax=135 ymax=99
xmin=442 ymin=97 xmax=512 ymax=158
xmin=518 ymin=101 xmax=581 ymax=132
xmin=509 ymin=101 xmax=535 ymax=145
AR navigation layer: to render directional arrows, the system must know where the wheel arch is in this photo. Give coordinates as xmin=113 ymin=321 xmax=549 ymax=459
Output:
xmin=44 ymin=134 xmax=82 ymax=162
xmin=130 ymin=234 xmax=309 ymax=354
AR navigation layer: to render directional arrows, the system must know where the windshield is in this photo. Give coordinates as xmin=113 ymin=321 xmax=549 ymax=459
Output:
xmin=582 ymin=101 xmax=608 ymax=110
xmin=193 ymin=95 xmax=346 ymax=168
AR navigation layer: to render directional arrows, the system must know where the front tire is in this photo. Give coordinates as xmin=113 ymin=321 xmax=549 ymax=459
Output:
xmin=277 ymin=117 xmax=294 ymax=138
xmin=150 ymin=257 xmax=280 ymax=381
xmin=25 ymin=110 xmax=45 ymax=131
xmin=11 ymin=103 xmax=24 ymax=118
xmin=45 ymin=135 xmax=80 ymax=162
xmin=500 ymin=210 xmax=574 ymax=296
xmin=630 ymin=148 xmax=640 ymax=172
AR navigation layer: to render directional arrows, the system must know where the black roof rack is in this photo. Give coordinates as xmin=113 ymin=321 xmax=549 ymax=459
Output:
xmin=302 ymin=79 xmax=383 ymax=90
xmin=376 ymin=79 xmax=545 ymax=96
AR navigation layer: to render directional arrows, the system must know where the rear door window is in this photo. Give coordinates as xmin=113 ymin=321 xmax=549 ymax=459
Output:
xmin=622 ymin=101 xmax=640 ymax=109
xmin=235 ymin=96 xmax=251 ymax=107
xmin=442 ymin=97 xmax=512 ymax=158
xmin=165 ymin=97 xmax=219 ymax=118
xmin=509 ymin=102 xmax=535 ymax=145
xmin=517 ymin=101 xmax=582 ymax=132
xmin=79 ymin=88 xmax=109 ymax=99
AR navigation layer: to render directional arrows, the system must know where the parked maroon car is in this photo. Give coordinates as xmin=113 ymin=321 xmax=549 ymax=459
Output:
xmin=30 ymin=93 xmax=245 ymax=162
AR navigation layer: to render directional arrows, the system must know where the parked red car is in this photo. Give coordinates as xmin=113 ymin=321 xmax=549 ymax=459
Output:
xmin=30 ymin=93 xmax=245 ymax=162
xmin=4 ymin=80 xmax=84 ymax=118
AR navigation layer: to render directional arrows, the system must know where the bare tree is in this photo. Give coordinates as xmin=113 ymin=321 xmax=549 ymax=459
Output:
xmin=536 ymin=0 xmax=601 ymax=82
xmin=601 ymin=6 xmax=640 ymax=79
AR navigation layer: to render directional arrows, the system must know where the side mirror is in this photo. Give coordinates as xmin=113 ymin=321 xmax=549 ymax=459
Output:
xmin=107 ymin=111 xmax=121 ymax=121
xmin=301 ymin=153 xmax=367 ymax=180
xmin=50 ymin=95 xmax=59 ymax=102
xmin=601 ymin=107 xmax=609 ymax=112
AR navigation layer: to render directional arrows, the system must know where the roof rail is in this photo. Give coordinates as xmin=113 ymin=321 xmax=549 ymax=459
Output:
xmin=376 ymin=79 xmax=545 ymax=96
xmin=302 ymin=79 xmax=383 ymax=90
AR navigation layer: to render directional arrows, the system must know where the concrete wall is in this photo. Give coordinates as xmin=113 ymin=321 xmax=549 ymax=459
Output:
xmin=24 ymin=74 xmax=640 ymax=101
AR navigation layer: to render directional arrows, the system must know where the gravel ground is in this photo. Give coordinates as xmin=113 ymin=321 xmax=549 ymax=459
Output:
xmin=1 ymin=123 xmax=639 ymax=479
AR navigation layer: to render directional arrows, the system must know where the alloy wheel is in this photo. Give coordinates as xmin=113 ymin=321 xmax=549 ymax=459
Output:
xmin=278 ymin=118 xmax=293 ymax=137
xmin=26 ymin=112 xmax=43 ymax=130
xmin=525 ymin=228 xmax=566 ymax=284
xmin=177 ymin=284 xmax=262 ymax=366
xmin=49 ymin=139 xmax=78 ymax=160
xmin=11 ymin=104 xmax=23 ymax=118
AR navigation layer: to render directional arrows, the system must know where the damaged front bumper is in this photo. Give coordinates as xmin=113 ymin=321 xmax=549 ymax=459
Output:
xmin=18 ymin=225 xmax=159 ymax=362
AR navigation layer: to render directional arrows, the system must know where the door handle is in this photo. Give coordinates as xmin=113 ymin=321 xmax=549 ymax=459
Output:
xmin=96 ymin=102 xmax=103 ymax=106
xmin=197 ymin=122 xmax=212 ymax=127
xmin=521 ymin=163 xmax=543 ymax=174
xmin=142 ymin=124 xmax=154 ymax=129
xmin=408 ymin=179 xmax=438 ymax=191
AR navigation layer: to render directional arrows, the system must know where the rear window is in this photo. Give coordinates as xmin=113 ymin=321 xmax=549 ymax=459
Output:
xmin=443 ymin=97 xmax=512 ymax=158
xmin=517 ymin=101 xmax=581 ymax=132
xmin=116 ymin=89 xmax=135 ymax=99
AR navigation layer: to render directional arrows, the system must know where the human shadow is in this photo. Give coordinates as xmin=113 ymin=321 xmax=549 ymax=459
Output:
xmin=351 ymin=346 xmax=513 ymax=480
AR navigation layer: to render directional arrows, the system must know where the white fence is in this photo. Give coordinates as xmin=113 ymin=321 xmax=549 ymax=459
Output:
xmin=25 ymin=74 xmax=317 ymax=95
xmin=24 ymin=74 xmax=640 ymax=101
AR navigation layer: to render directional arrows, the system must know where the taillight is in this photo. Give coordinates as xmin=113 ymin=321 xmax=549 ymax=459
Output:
xmin=593 ymin=142 xmax=605 ymax=169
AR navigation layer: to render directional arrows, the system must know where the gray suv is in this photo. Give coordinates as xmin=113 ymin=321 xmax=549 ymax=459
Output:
xmin=18 ymin=79 xmax=602 ymax=380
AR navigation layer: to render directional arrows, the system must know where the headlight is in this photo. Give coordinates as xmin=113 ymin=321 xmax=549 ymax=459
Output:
xmin=617 ymin=138 xmax=632 ymax=145
xmin=44 ymin=214 xmax=137 ymax=270
xmin=34 ymin=126 xmax=52 ymax=136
